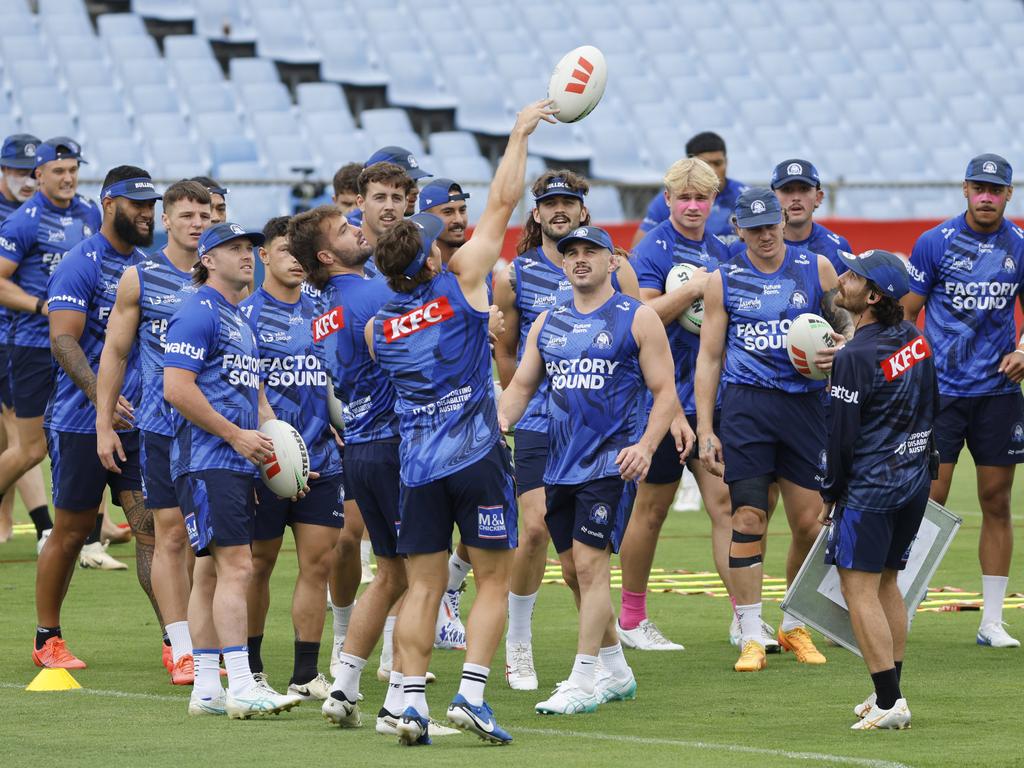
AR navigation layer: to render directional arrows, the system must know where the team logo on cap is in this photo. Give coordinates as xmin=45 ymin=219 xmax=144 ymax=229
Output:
xmin=408 ymin=155 xmax=419 ymax=168
xmin=786 ymin=162 xmax=803 ymax=176
xmin=229 ymin=224 xmax=244 ymax=235
xmin=750 ymin=200 xmax=766 ymax=214
xmin=572 ymin=227 xmax=589 ymax=237
xmin=983 ymin=160 xmax=998 ymax=174
xmin=24 ymin=143 xmax=35 ymax=156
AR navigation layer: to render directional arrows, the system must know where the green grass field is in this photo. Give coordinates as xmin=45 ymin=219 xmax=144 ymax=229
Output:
xmin=1 ymin=454 xmax=1022 ymax=768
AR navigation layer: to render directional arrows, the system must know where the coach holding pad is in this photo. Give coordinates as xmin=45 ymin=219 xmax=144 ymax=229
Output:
xmin=820 ymin=249 xmax=938 ymax=731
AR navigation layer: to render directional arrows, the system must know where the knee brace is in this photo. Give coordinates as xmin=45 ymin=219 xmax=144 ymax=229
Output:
xmin=728 ymin=474 xmax=772 ymax=515
xmin=729 ymin=530 xmax=764 ymax=568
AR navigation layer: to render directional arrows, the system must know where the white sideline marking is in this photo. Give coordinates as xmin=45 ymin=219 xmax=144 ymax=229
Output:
xmin=2 ymin=682 xmax=912 ymax=767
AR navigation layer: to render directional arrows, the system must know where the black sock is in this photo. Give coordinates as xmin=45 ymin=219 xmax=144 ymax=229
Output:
xmin=85 ymin=514 xmax=104 ymax=545
xmin=894 ymin=660 xmax=903 ymax=683
xmin=291 ymin=640 xmax=320 ymax=685
xmin=28 ymin=506 xmax=53 ymax=539
xmin=248 ymin=635 xmax=264 ymax=674
xmin=35 ymin=626 xmax=61 ymax=650
xmin=871 ymin=668 xmax=902 ymax=710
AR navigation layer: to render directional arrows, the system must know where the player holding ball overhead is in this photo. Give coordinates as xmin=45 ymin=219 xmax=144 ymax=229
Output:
xmin=694 ymin=188 xmax=853 ymax=673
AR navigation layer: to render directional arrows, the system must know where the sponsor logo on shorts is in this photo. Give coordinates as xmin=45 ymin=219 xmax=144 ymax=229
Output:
xmin=313 ymin=306 xmax=344 ymax=341
xmin=818 ymin=449 xmax=828 ymax=473
xmin=881 ymin=335 xmax=931 ymax=381
xmin=589 ymin=503 xmax=609 ymax=525
xmin=383 ymin=297 xmax=454 ymax=342
xmin=1012 ymin=422 xmax=1024 ymax=444
xmin=477 ymin=505 xmax=507 ymax=539
xmin=184 ymin=512 xmax=198 ymax=544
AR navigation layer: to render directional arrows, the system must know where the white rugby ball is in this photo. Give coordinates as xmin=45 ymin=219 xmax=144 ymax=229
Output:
xmin=325 ymin=380 xmax=345 ymax=432
xmin=547 ymin=45 xmax=607 ymax=123
xmin=259 ymin=419 xmax=310 ymax=498
xmin=664 ymin=262 xmax=704 ymax=334
xmin=786 ymin=313 xmax=836 ymax=381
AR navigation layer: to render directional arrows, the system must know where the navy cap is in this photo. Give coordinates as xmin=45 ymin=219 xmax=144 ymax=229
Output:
xmin=101 ymin=176 xmax=162 ymax=202
xmin=965 ymin=153 xmax=1012 ymax=186
xmin=197 ymin=222 xmax=264 ymax=258
xmin=534 ymin=176 xmax=586 ymax=203
xmin=1 ymin=134 xmax=41 ymax=170
xmin=734 ymin=187 xmax=783 ymax=228
xmin=34 ymin=136 xmax=86 ymax=167
xmin=556 ymin=225 xmax=613 ymax=254
xmin=837 ymin=249 xmax=909 ymax=299
xmin=770 ymin=158 xmax=820 ymax=190
xmin=418 ymin=177 xmax=470 ymax=213
xmin=365 ymin=145 xmax=432 ymax=180
xmin=402 ymin=213 xmax=444 ymax=277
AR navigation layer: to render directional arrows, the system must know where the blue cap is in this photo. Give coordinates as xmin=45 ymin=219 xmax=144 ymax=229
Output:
xmin=101 ymin=176 xmax=162 ymax=202
xmin=770 ymin=159 xmax=820 ymax=189
xmin=418 ymin=178 xmax=470 ymax=213
xmin=365 ymin=145 xmax=431 ymax=180
xmin=965 ymin=153 xmax=1012 ymax=186
xmin=534 ymin=176 xmax=586 ymax=203
xmin=402 ymin=213 xmax=444 ymax=277
xmin=34 ymin=136 xmax=86 ymax=167
xmin=734 ymin=187 xmax=783 ymax=228
xmin=556 ymin=225 xmax=613 ymax=254
xmin=837 ymin=249 xmax=909 ymax=299
xmin=197 ymin=222 xmax=264 ymax=258
xmin=1 ymin=134 xmax=41 ymax=170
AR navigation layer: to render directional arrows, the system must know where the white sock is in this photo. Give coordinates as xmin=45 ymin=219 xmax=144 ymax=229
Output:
xmin=506 ymin=591 xmax=538 ymax=644
xmin=381 ymin=616 xmax=396 ymax=666
xmin=330 ymin=652 xmax=365 ymax=700
xmin=567 ymin=654 xmax=597 ymax=694
xmin=598 ymin=643 xmax=630 ymax=678
xmin=403 ymin=675 xmax=428 ymax=716
xmin=981 ymin=574 xmax=1009 ymax=626
xmin=458 ymin=662 xmax=488 ymax=706
xmin=780 ymin=612 xmax=803 ymax=633
xmin=223 ymin=646 xmax=256 ymax=696
xmin=736 ymin=602 xmax=763 ymax=646
xmin=360 ymin=539 xmax=371 ymax=567
xmin=331 ymin=601 xmax=353 ymax=640
xmin=193 ymin=648 xmax=222 ymax=698
xmin=447 ymin=552 xmax=471 ymax=591
xmin=384 ymin=670 xmax=404 ymax=714
xmin=165 ymin=620 xmax=192 ymax=663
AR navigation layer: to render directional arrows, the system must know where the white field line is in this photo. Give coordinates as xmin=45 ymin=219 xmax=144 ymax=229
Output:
xmin=1 ymin=682 xmax=911 ymax=767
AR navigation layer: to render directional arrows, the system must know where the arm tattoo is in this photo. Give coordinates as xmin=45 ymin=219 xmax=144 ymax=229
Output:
xmin=52 ymin=333 xmax=98 ymax=404
xmin=820 ymin=287 xmax=855 ymax=339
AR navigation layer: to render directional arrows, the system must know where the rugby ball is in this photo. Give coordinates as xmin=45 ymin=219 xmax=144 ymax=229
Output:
xmin=547 ymin=45 xmax=607 ymax=123
xmin=664 ymin=262 xmax=704 ymax=334
xmin=325 ymin=380 xmax=345 ymax=432
xmin=786 ymin=313 xmax=836 ymax=381
xmin=258 ymin=419 xmax=310 ymax=498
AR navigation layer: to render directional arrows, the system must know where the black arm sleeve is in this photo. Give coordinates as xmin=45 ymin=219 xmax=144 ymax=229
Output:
xmin=821 ymin=345 xmax=871 ymax=504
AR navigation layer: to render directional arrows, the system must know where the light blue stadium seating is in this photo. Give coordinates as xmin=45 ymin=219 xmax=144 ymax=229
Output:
xmin=193 ymin=111 xmax=246 ymax=143
xmin=360 ymin=108 xmax=414 ymax=136
xmin=184 ymin=83 xmax=237 ymax=115
xmin=211 ymin=136 xmax=260 ymax=170
xmin=71 ymin=85 xmax=123 ymax=116
xmin=252 ymin=111 xmax=302 ymax=142
xmin=97 ymin=13 xmax=148 ymax=39
xmin=107 ymin=36 xmax=162 ymax=62
xmin=585 ymin=185 xmax=626 ymax=223
xmin=237 ymin=82 xmax=292 ymax=113
xmin=80 ymin=113 xmax=132 ymax=143
xmin=439 ymin=155 xmax=492 ymax=183
xmin=15 ymin=85 xmax=65 ymax=117
xmin=296 ymin=82 xmax=350 ymax=115
xmin=137 ymin=112 xmax=189 ymax=140
xmin=132 ymin=1 xmax=197 ymax=23
xmin=62 ymin=61 xmax=113 ymax=90
xmin=25 ymin=113 xmax=76 ymax=141
xmin=429 ymin=131 xmax=481 ymax=160
xmin=171 ymin=58 xmax=224 ymax=86
xmin=115 ymin=58 xmax=170 ymax=88
xmin=90 ymin=136 xmax=147 ymax=173
xmin=383 ymin=53 xmax=458 ymax=111
xmin=230 ymin=58 xmax=280 ymax=86
xmin=254 ymin=9 xmax=321 ymax=65
xmin=130 ymin=84 xmax=180 ymax=116
xmin=195 ymin=0 xmax=256 ymax=43
xmin=219 ymin=184 xmax=290 ymax=228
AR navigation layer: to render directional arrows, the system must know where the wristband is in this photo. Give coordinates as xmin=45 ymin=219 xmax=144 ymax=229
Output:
xmin=34 ymin=298 xmax=45 ymax=315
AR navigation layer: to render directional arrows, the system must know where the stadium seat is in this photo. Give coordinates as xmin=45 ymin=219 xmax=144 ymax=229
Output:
xmin=429 ymin=131 xmax=482 ymax=160
xmin=253 ymin=111 xmax=303 ymax=141
xmin=210 ymin=136 xmax=260 ymax=170
xmin=106 ymin=36 xmax=162 ymax=62
xmin=1 ymin=36 xmax=48 ymax=65
xmin=171 ymin=59 xmax=224 ymax=86
xmin=96 ymin=13 xmax=148 ymax=39
xmin=453 ymin=75 xmax=516 ymax=136
xmin=527 ymin=119 xmax=592 ymax=163
xmin=0 ymin=16 xmax=37 ymax=40
xmin=383 ymin=53 xmax=458 ymax=111
xmin=25 ymin=114 xmax=77 ymax=142
xmin=39 ymin=0 xmax=90 ymax=16
xmin=5 ymin=60 xmax=59 ymax=92
xmin=80 ymin=114 xmax=133 ymax=144
xmin=90 ymin=136 xmax=148 ymax=173
xmin=296 ymin=82 xmax=350 ymax=114
xmin=39 ymin=13 xmax=93 ymax=40
xmin=70 ymin=86 xmax=124 ymax=116
xmin=584 ymin=185 xmax=625 ymax=223
xmin=318 ymin=40 xmax=389 ymax=88
xmin=50 ymin=35 xmax=105 ymax=62
xmin=237 ymin=82 xmax=293 ymax=114
xmin=254 ymin=9 xmax=321 ymax=65
xmin=130 ymin=84 xmax=182 ymax=116
xmin=586 ymin=125 xmax=661 ymax=185
xmin=223 ymin=184 xmax=290 ymax=228
xmin=0 ymin=115 xmax=20 ymax=138
xmin=372 ymin=131 xmax=425 ymax=156
xmin=360 ymin=108 xmax=414 ymax=136
xmin=230 ymin=58 xmax=281 ymax=85
xmin=439 ymin=155 xmax=492 ymax=183
xmin=422 ymin=30 xmax=481 ymax=59
xmin=193 ymin=111 xmax=246 ymax=143
xmin=184 ymin=83 xmax=237 ymax=115
xmin=132 ymin=0 xmax=197 ymax=23
xmin=15 ymin=86 xmax=66 ymax=118
xmin=194 ymin=0 xmax=256 ymax=43
xmin=461 ymin=183 xmax=490 ymax=226
xmin=315 ymin=131 xmax=373 ymax=176
xmin=62 ymin=61 xmax=114 ymax=90
xmin=137 ymin=112 xmax=189 ymax=140
xmin=301 ymin=109 xmax=357 ymax=139
xmin=263 ymin=137 xmax=317 ymax=177
xmin=115 ymin=58 xmax=171 ymax=88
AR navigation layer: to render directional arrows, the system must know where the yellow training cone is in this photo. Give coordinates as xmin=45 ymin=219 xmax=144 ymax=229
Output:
xmin=25 ymin=668 xmax=81 ymax=691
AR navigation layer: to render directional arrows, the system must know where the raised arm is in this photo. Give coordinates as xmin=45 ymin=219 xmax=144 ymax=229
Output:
xmin=497 ymin=313 xmax=547 ymax=432
xmin=450 ymin=100 xmax=557 ymax=302
xmin=694 ymin=270 xmax=727 ymax=476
